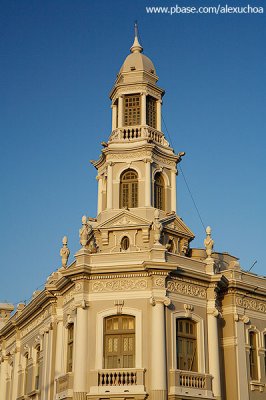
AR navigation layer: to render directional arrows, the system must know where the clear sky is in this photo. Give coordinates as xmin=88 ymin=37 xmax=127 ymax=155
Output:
xmin=1 ymin=0 xmax=265 ymax=305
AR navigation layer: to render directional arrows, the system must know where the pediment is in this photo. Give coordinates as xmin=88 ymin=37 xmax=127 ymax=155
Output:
xmin=98 ymin=210 xmax=151 ymax=230
xmin=161 ymin=215 xmax=195 ymax=239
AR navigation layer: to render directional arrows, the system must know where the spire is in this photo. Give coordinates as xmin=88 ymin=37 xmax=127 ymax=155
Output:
xmin=130 ymin=22 xmax=143 ymax=53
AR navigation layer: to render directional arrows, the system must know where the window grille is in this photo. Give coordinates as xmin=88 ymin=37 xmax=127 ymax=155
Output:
xmin=120 ymin=170 xmax=138 ymax=208
xmin=154 ymin=173 xmax=165 ymax=210
xmin=146 ymin=96 xmax=157 ymax=128
xmin=124 ymin=95 xmax=141 ymax=126
xmin=176 ymin=319 xmax=197 ymax=372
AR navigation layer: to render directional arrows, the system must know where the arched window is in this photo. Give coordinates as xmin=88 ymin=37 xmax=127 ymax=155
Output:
xmin=121 ymin=236 xmax=130 ymax=251
xmin=67 ymin=324 xmax=74 ymax=372
xmin=176 ymin=319 xmax=197 ymax=372
xmin=120 ymin=170 xmax=138 ymax=208
xmin=249 ymin=331 xmax=258 ymax=380
xmin=154 ymin=173 xmax=165 ymax=210
xmin=104 ymin=315 xmax=135 ymax=369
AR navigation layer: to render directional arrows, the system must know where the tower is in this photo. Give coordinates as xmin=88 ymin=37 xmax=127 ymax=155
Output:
xmin=90 ymin=32 xmax=194 ymax=257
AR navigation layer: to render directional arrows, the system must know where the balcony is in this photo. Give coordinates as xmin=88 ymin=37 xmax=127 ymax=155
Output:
xmin=55 ymin=372 xmax=73 ymax=400
xmin=110 ymin=126 xmax=169 ymax=147
xmin=169 ymin=370 xmax=214 ymax=399
xmin=89 ymin=368 xmax=146 ymax=396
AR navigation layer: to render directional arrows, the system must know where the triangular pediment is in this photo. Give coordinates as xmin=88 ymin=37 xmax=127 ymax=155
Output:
xmin=98 ymin=210 xmax=151 ymax=230
xmin=161 ymin=215 xmax=195 ymax=239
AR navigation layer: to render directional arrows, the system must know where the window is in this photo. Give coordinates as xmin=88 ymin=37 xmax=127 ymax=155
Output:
xmin=35 ymin=346 xmax=40 ymax=390
xmin=120 ymin=170 xmax=138 ymax=208
xmin=176 ymin=319 xmax=197 ymax=371
xmin=24 ymin=353 xmax=29 ymax=394
xmin=104 ymin=315 xmax=135 ymax=369
xmin=124 ymin=95 xmax=141 ymax=126
xmin=249 ymin=331 xmax=258 ymax=380
xmin=67 ymin=325 xmax=74 ymax=372
xmin=121 ymin=236 xmax=130 ymax=251
xmin=146 ymin=96 xmax=157 ymax=128
xmin=154 ymin=173 xmax=165 ymax=210
xmin=264 ymin=335 xmax=266 ymax=375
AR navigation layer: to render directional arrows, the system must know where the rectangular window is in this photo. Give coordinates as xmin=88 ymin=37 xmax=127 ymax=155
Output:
xmin=67 ymin=325 xmax=74 ymax=372
xmin=124 ymin=95 xmax=141 ymax=126
xmin=249 ymin=332 xmax=258 ymax=380
xmin=146 ymin=96 xmax=157 ymax=128
xmin=176 ymin=319 xmax=197 ymax=372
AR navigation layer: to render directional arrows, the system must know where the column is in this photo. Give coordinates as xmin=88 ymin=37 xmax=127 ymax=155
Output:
xmin=73 ymin=305 xmax=88 ymax=400
xmin=145 ymin=159 xmax=151 ymax=207
xmin=234 ymin=315 xmax=249 ymax=400
xmin=12 ymin=345 xmax=20 ymax=400
xmin=41 ymin=331 xmax=49 ymax=400
xmin=111 ymin=103 xmax=117 ymax=131
xmin=156 ymin=100 xmax=162 ymax=131
xmin=106 ymin=162 xmax=113 ymax=209
xmin=0 ymin=355 xmax=8 ymax=400
xmin=150 ymin=297 xmax=169 ymax=400
xmin=207 ymin=309 xmax=222 ymax=400
xmin=171 ymin=169 xmax=177 ymax=213
xmin=97 ymin=175 xmax=103 ymax=214
xmin=141 ymin=93 xmax=146 ymax=125
xmin=117 ymin=96 xmax=123 ymax=128
xmin=54 ymin=319 xmax=64 ymax=379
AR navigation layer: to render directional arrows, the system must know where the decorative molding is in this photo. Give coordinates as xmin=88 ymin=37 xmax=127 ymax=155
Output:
xmin=236 ymin=296 xmax=266 ymax=313
xmin=167 ymin=281 xmax=207 ymax=299
xmin=21 ymin=309 xmax=51 ymax=338
xmin=153 ymin=153 xmax=176 ymax=167
xmin=114 ymin=300 xmax=124 ymax=314
xmin=91 ymin=279 xmax=148 ymax=292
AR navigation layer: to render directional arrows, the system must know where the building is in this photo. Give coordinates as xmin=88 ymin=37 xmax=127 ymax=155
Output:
xmin=0 ymin=32 xmax=266 ymax=400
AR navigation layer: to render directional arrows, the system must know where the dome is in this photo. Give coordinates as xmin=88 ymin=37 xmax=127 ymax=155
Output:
xmin=119 ymin=35 xmax=157 ymax=76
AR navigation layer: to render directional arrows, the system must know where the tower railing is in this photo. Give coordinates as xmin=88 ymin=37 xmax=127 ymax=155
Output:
xmin=109 ymin=125 xmax=169 ymax=147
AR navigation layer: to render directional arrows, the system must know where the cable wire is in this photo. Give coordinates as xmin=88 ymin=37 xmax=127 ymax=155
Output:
xmin=162 ymin=115 xmax=206 ymax=232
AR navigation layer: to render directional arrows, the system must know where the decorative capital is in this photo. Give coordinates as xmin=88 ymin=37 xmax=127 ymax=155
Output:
xmin=150 ymin=296 xmax=171 ymax=307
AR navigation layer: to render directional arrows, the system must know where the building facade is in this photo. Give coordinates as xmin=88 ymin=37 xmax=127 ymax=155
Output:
xmin=0 ymin=33 xmax=266 ymax=400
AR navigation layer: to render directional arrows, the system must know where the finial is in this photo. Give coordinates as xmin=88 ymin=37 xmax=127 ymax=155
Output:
xmin=130 ymin=21 xmax=143 ymax=53
xmin=153 ymin=209 xmax=162 ymax=245
xmin=204 ymin=226 xmax=214 ymax=259
xmin=60 ymin=236 xmax=70 ymax=268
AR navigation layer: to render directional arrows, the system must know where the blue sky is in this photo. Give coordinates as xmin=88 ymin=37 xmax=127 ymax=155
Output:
xmin=1 ymin=0 xmax=265 ymax=304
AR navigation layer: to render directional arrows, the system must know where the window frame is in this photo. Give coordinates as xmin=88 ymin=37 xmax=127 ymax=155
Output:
xmin=249 ymin=330 xmax=259 ymax=380
xmin=124 ymin=94 xmax=141 ymax=126
xmin=67 ymin=324 xmax=74 ymax=373
xmin=176 ymin=318 xmax=198 ymax=372
xmin=120 ymin=169 xmax=138 ymax=209
xmin=171 ymin=311 xmax=205 ymax=373
xmin=154 ymin=172 xmax=165 ymax=210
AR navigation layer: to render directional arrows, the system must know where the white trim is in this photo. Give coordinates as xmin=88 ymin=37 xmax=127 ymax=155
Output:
xmin=95 ymin=307 xmax=142 ymax=369
xmin=171 ymin=311 xmax=206 ymax=373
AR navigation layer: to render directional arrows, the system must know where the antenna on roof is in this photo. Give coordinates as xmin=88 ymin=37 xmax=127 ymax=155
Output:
xmin=248 ymin=260 xmax=257 ymax=272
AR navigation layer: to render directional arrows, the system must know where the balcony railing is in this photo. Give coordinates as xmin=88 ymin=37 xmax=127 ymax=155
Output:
xmin=169 ymin=369 xmax=214 ymax=398
xmin=110 ymin=126 xmax=169 ymax=147
xmin=89 ymin=369 xmax=146 ymax=395
xmin=55 ymin=372 xmax=73 ymax=398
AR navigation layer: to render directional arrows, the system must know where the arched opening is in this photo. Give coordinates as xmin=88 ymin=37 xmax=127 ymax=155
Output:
xmin=121 ymin=236 xmax=130 ymax=251
xmin=120 ymin=169 xmax=138 ymax=208
xmin=104 ymin=315 xmax=135 ymax=369
xmin=154 ymin=172 xmax=165 ymax=210
xmin=176 ymin=319 xmax=197 ymax=372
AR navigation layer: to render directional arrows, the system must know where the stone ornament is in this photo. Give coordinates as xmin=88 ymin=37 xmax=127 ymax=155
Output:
xmin=60 ymin=236 xmax=70 ymax=268
xmin=79 ymin=215 xmax=92 ymax=247
xmin=204 ymin=226 xmax=214 ymax=258
xmin=153 ymin=209 xmax=162 ymax=245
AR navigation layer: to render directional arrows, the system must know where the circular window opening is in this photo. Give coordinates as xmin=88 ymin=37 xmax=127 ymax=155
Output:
xmin=121 ymin=236 xmax=130 ymax=251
